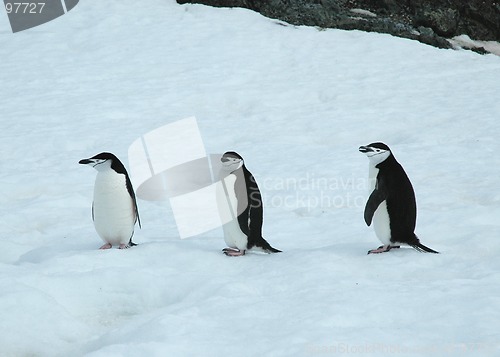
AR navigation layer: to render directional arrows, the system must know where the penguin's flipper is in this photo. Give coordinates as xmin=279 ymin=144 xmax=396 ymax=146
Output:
xmin=135 ymin=208 xmax=141 ymax=229
xmin=410 ymin=243 xmax=439 ymax=254
xmin=364 ymin=185 xmax=387 ymax=226
xmin=125 ymin=175 xmax=141 ymax=229
xmin=132 ymin=197 xmax=141 ymax=229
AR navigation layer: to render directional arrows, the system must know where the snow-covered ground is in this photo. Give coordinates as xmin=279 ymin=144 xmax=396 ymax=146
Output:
xmin=449 ymin=35 xmax=500 ymax=56
xmin=1 ymin=1 xmax=500 ymax=356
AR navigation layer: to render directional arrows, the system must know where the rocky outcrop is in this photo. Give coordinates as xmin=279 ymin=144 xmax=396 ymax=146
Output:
xmin=176 ymin=0 xmax=500 ymax=50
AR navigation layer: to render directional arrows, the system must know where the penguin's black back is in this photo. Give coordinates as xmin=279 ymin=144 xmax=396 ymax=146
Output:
xmin=231 ymin=164 xmax=280 ymax=252
xmin=376 ymin=154 xmax=418 ymax=245
xmin=235 ymin=165 xmax=263 ymax=239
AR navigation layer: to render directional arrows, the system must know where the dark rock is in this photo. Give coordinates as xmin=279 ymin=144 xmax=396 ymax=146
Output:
xmin=177 ymin=0 xmax=500 ymax=52
xmin=459 ymin=0 xmax=500 ymax=41
xmin=470 ymin=46 xmax=489 ymax=55
xmin=414 ymin=7 xmax=459 ymax=37
xmin=416 ymin=26 xmax=451 ymax=49
xmin=408 ymin=0 xmax=500 ymax=42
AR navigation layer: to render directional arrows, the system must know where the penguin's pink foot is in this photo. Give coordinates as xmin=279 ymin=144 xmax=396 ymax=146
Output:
xmin=223 ymin=248 xmax=245 ymax=256
xmin=367 ymin=245 xmax=400 ymax=254
xmin=99 ymin=243 xmax=112 ymax=250
xmin=118 ymin=244 xmax=129 ymax=249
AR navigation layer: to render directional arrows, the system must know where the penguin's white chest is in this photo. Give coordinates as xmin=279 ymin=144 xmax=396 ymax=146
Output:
xmin=216 ymin=173 xmax=248 ymax=251
xmin=372 ymin=201 xmax=391 ymax=245
xmin=93 ymin=171 xmax=135 ymax=245
xmin=368 ymin=165 xmax=391 ymax=245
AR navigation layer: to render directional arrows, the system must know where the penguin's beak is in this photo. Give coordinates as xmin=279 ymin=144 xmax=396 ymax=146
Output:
xmin=79 ymin=158 xmax=93 ymax=165
xmin=359 ymin=146 xmax=373 ymax=153
xmin=221 ymin=157 xmax=229 ymax=163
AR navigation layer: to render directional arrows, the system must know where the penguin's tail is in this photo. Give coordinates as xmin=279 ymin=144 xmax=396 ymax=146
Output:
xmin=410 ymin=242 xmax=439 ymax=254
xmin=128 ymin=238 xmax=138 ymax=248
xmin=266 ymin=246 xmax=282 ymax=253
xmin=256 ymin=237 xmax=282 ymax=254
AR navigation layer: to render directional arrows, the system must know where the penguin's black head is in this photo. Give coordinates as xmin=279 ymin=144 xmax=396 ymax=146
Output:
xmin=221 ymin=151 xmax=244 ymax=170
xmin=221 ymin=151 xmax=243 ymax=161
xmin=79 ymin=152 xmax=126 ymax=173
xmin=359 ymin=142 xmax=391 ymax=164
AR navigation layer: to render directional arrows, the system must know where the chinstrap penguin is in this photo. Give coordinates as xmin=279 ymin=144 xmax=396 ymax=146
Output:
xmin=216 ymin=151 xmax=281 ymax=256
xmin=79 ymin=152 xmax=141 ymax=249
xmin=359 ymin=142 xmax=438 ymax=254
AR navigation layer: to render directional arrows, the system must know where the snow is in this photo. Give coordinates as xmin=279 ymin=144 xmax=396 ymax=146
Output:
xmin=1 ymin=0 xmax=500 ymax=356
xmin=449 ymin=35 xmax=500 ymax=56
xmin=350 ymin=9 xmax=378 ymax=18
